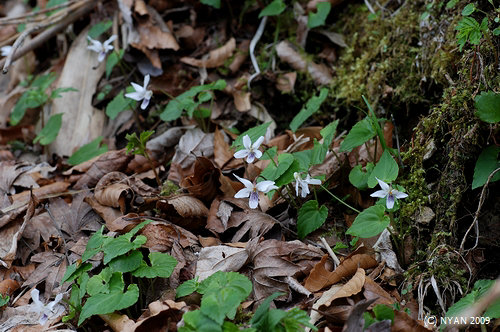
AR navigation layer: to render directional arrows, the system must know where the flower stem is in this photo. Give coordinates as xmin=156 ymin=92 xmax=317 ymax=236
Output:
xmin=320 ymin=185 xmax=360 ymax=213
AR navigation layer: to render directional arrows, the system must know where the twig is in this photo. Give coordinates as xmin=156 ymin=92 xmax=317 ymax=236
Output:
xmin=319 ymin=237 xmax=340 ymax=266
xmin=248 ymin=16 xmax=268 ymax=89
xmin=0 ymin=0 xmax=81 ymax=25
xmin=1 ymin=0 xmax=96 ymax=73
xmin=364 ymin=0 xmax=376 ymax=14
xmin=459 ymin=167 xmax=500 ymax=252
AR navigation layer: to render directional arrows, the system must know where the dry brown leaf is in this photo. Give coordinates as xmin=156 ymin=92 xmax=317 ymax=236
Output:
xmin=95 ymin=172 xmax=130 ymax=212
xmin=305 ymin=253 xmax=378 ymax=292
xmin=74 ymin=149 xmax=132 ymax=189
xmin=0 ymin=161 xmax=27 ymax=195
xmin=48 ymin=27 xmax=106 ymax=156
xmin=276 ymin=72 xmax=297 ymax=93
xmin=85 ymin=196 xmax=123 ymax=227
xmin=341 ymin=298 xmax=378 ymax=332
xmin=195 ymin=245 xmax=249 ymax=280
xmin=233 ymin=90 xmax=251 ymax=112
xmin=167 ymin=195 xmax=209 ymax=218
xmin=180 ymin=157 xmax=220 ymax=204
xmin=321 ymin=268 xmax=366 ymax=307
xmin=0 ymin=279 xmax=20 ymax=296
xmin=168 ymin=128 xmax=214 ymax=183
xmin=229 ymin=40 xmax=250 ymax=73
xmin=141 ymin=221 xmax=198 ymax=250
xmin=276 ymin=41 xmax=332 ymax=85
xmin=393 ymin=310 xmax=431 ymax=332
xmin=181 ymin=38 xmax=236 ymax=68
xmin=99 ymin=312 xmax=136 ymax=332
xmin=132 ymin=299 xmax=187 ymax=332
xmin=0 ymin=193 xmax=39 ymax=268
xmin=22 ymin=251 xmax=67 ymax=296
xmin=363 ymin=277 xmax=394 ymax=306
xmin=213 ymin=128 xmax=243 ymax=170
xmin=246 ymin=239 xmax=323 ymax=302
xmin=227 ymin=210 xmax=278 ymax=242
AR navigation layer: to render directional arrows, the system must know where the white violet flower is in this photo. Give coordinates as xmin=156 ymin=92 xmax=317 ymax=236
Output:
xmin=234 ymin=173 xmax=278 ymax=209
xmin=370 ymin=177 xmax=408 ymax=209
xmin=125 ymin=74 xmax=153 ymax=110
xmin=30 ymin=289 xmax=64 ymax=326
xmin=1 ymin=45 xmax=12 ymax=57
xmin=87 ymin=35 xmax=117 ymax=62
xmin=234 ymin=135 xmax=264 ymax=163
xmin=294 ymin=172 xmax=321 ymax=198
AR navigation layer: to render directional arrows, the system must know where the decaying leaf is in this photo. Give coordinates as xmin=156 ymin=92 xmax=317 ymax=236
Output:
xmin=0 ymin=161 xmax=27 ymax=195
xmin=180 ymin=157 xmax=221 ymax=204
xmin=276 ymin=72 xmax=297 ymax=93
xmin=132 ymin=299 xmax=187 ymax=332
xmin=246 ymin=239 xmax=323 ymax=302
xmin=74 ymin=149 xmax=133 ymax=189
xmin=156 ymin=195 xmax=209 ymax=231
xmin=276 ymin=41 xmax=332 ymax=85
xmin=140 ymin=220 xmax=198 ymax=250
xmin=305 ymin=253 xmax=377 ymax=292
xmin=195 ymin=245 xmax=249 ymax=280
xmin=320 ymin=268 xmax=366 ymax=307
xmin=213 ymin=128 xmax=243 ymax=170
xmin=181 ymin=38 xmax=236 ymax=68
xmin=95 ymin=172 xmax=131 ymax=212
xmin=49 ymin=27 xmax=105 ymax=157
xmin=363 ymin=276 xmax=394 ymax=306
xmin=341 ymin=298 xmax=378 ymax=332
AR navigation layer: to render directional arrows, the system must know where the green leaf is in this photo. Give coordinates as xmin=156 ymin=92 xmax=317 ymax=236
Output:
xmin=474 ymin=91 xmax=500 ymax=123
xmin=260 ymin=153 xmax=294 ymax=181
xmin=346 ymin=205 xmax=390 ymax=238
xmin=198 ymin=271 xmax=252 ymax=324
xmin=67 ymin=136 xmax=108 ymax=165
xmin=0 ymin=294 xmax=10 ymax=306
xmin=106 ymin=49 xmax=124 ymax=79
xmin=297 ymin=200 xmax=328 ymax=239
xmin=131 ymin=252 xmax=177 ymax=278
xmin=339 ymin=118 xmax=376 ymax=152
xmin=176 ymin=278 xmax=200 ymax=298
xmin=274 ymin=158 xmax=301 ymax=187
xmin=102 ymin=221 xmax=151 ymax=264
xmin=472 ymin=146 xmax=500 ymax=189
xmin=33 ymin=113 xmax=63 ymax=145
xmin=444 ymin=279 xmax=500 ymax=327
xmin=461 ymin=3 xmax=475 ymax=16
xmin=373 ymin=304 xmax=394 ymax=322
xmin=311 ymin=120 xmax=338 ymax=165
xmin=250 ymin=292 xmax=283 ymax=329
xmin=367 ymin=150 xmax=399 ymax=188
xmin=232 ymin=122 xmax=271 ymax=149
xmin=88 ymin=20 xmax=113 ymax=39
xmin=102 ymin=235 xmax=147 ymax=264
xmin=349 ymin=162 xmax=374 ymax=190
xmin=86 ymin=267 xmax=112 ymax=296
xmin=259 ymin=0 xmax=286 ymax=18
xmin=281 ymin=307 xmax=318 ymax=331
xmin=78 ymin=273 xmax=139 ymax=325
xmin=200 ymin=0 xmax=220 ymax=9
xmin=61 ymin=262 xmax=92 ymax=284
xmin=50 ymin=87 xmax=77 ymax=99
xmin=180 ymin=310 xmax=222 ymax=332
xmin=307 ymin=2 xmax=331 ymax=29
xmin=106 ymin=91 xmax=132 ymax=119
xmin=109 ymin=250 xmax=143 ymax=273
xmin=160 ymin=80 xmax=226 ymax=121
xmin=290 ymin=88 xmax=328 ymax=132
xmin=81 ymin=226 xmax=106 ymax=262
xmin=446 ymin=0 xmax=459 ymax=9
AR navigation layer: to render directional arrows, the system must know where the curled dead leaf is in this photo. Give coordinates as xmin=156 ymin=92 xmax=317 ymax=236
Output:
xmin=95 ymin=172 xmax=130 ymax=212
xmin=321 ymin=268 xmax=366 ymax=307
xmin=305 ymin=253 xmax=377 ymax=292
xmin=180 ymin=38 xmax=236 ymax=68
xmin=156 ymin=195 xmax=208 ymax=231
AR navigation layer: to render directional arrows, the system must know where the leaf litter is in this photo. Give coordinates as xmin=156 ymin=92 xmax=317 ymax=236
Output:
xmin=0 ymin=0 xmax=482 ymax=331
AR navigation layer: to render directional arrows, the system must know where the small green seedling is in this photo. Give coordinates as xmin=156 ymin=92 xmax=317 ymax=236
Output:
xmin=126 ymin=130 xmax=161 ymax=186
